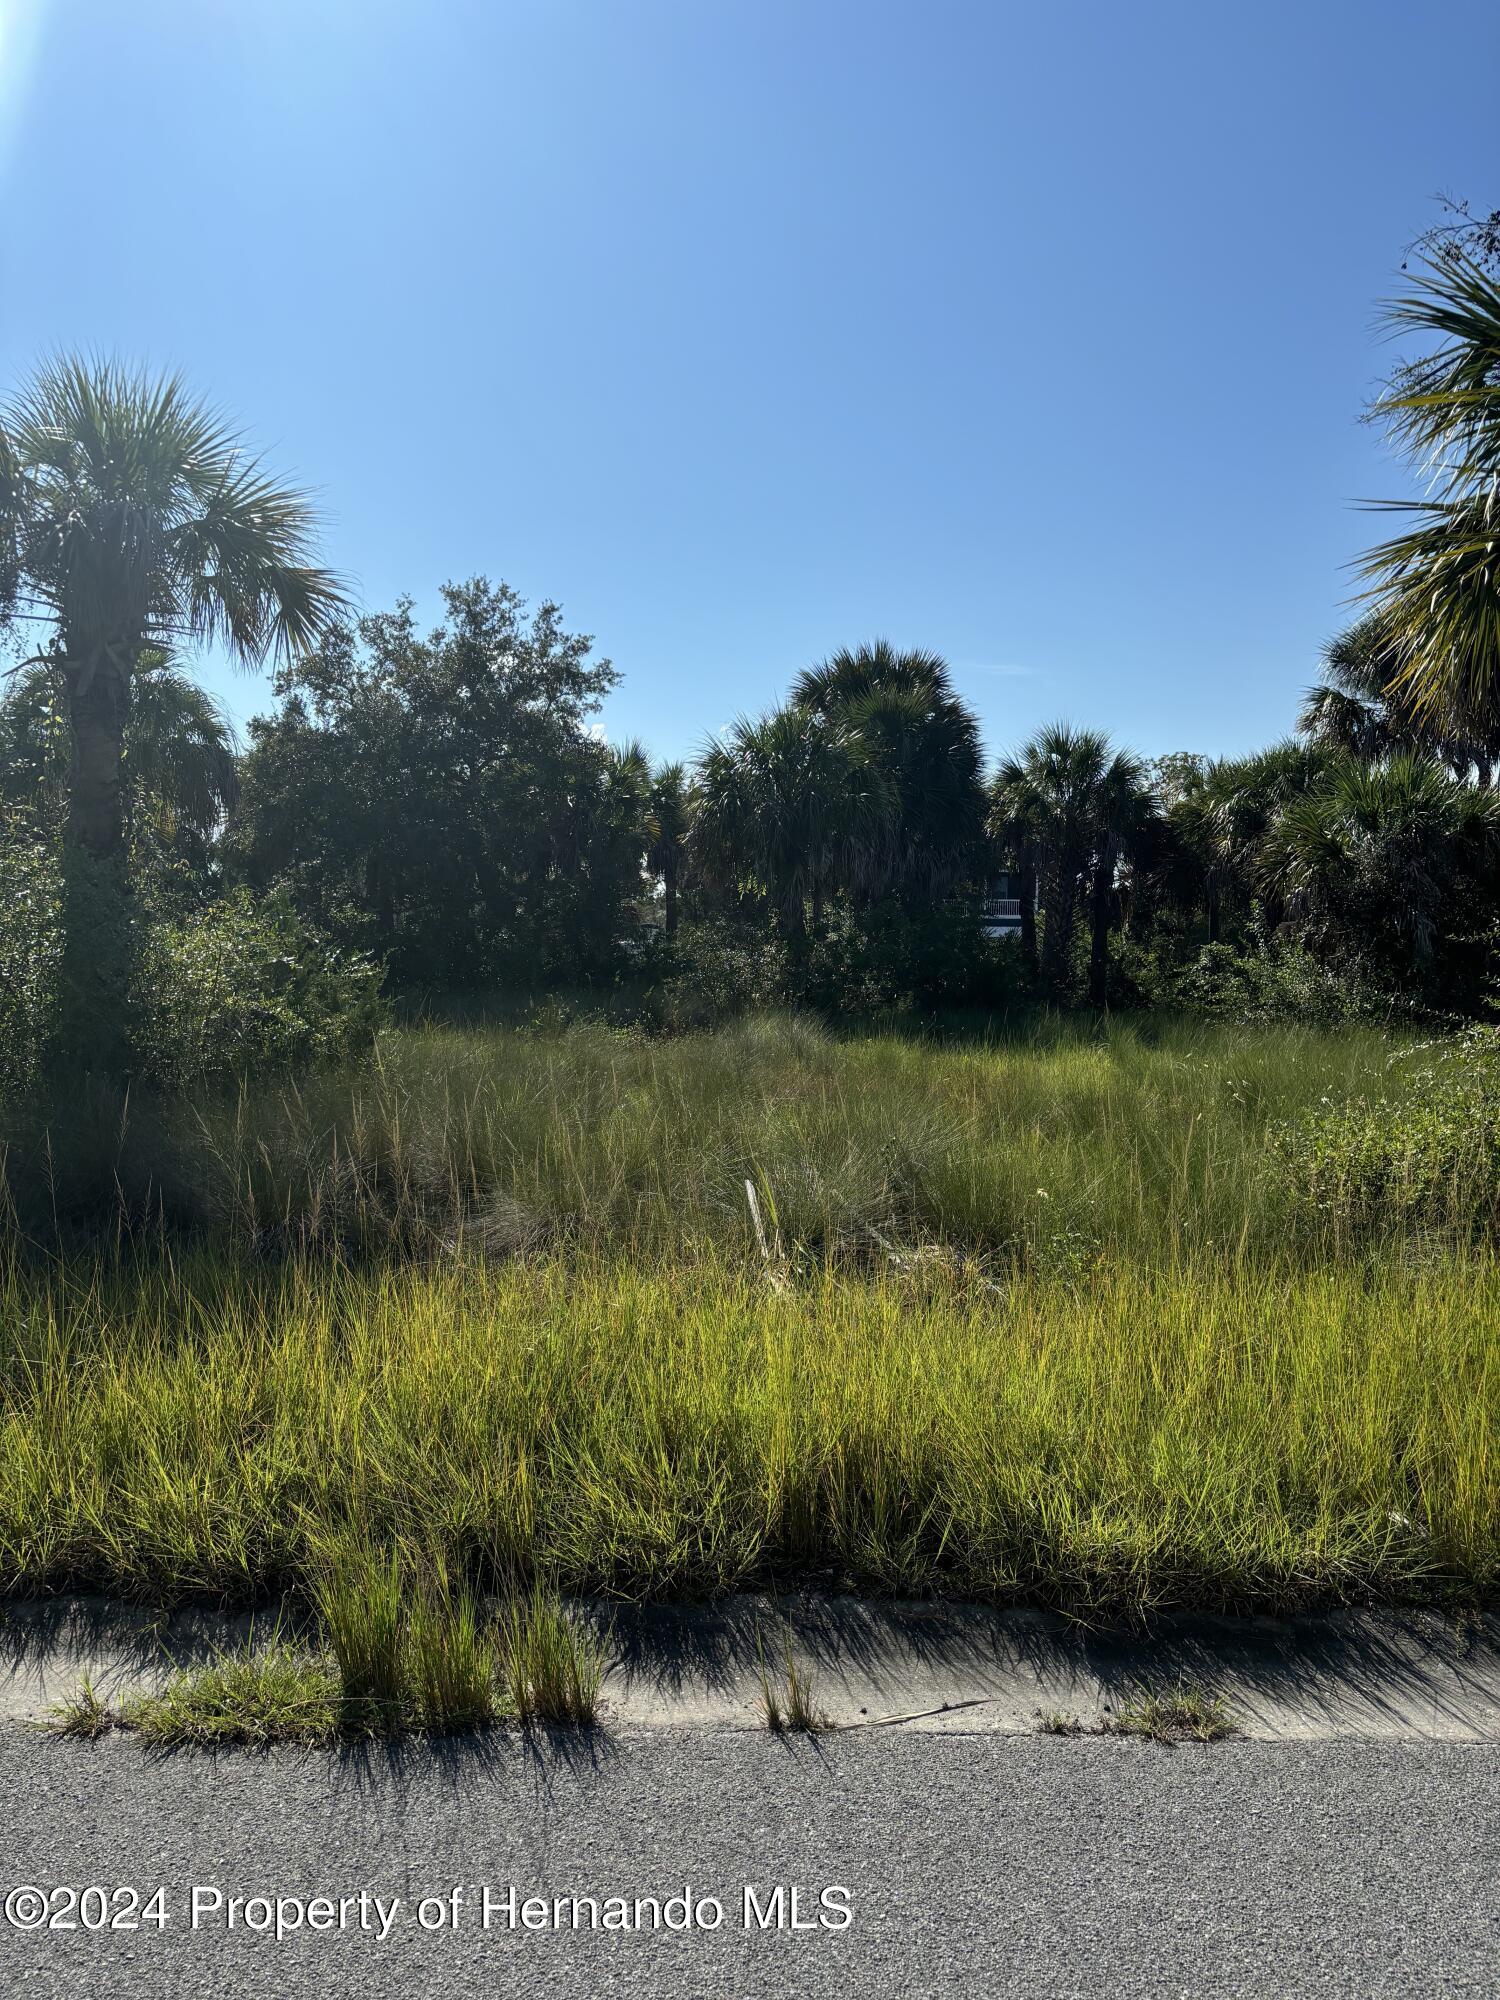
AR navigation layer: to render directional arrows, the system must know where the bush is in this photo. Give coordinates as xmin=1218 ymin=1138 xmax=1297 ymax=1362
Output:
xmin=797 ymin=901 xmax=1007 ymax=1015
xmin=651 ymin=902 xmax=1012 ymax=1027
xmin=136 ymin=888 xmax=385 ymax=1090
xmin=651 ymin=916 xmax=789 ymax=1029
xmin=0 ymin=809 xmax=60 ymax=1097
xmin=1271 ymin=1027 xmax=1500 ymax=1238
xmin=1170 ymin=938 xmax=1391 ymax=1026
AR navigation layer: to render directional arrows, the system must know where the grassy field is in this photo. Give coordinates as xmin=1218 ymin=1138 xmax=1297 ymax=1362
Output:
xmin=10 ymin=1009 xmax=1419 ymax=1263
xmin=2 ymin=1011 xmax=1494 ymax=1622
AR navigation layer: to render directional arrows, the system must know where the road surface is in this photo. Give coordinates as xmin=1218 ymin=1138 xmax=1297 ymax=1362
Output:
xmin=2 ymin=1726 xmax=1497 ymax=1996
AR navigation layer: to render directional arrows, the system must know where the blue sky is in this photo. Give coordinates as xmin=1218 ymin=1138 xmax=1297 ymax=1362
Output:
xmin=2 ymin=0 xmax=1497 ymax=767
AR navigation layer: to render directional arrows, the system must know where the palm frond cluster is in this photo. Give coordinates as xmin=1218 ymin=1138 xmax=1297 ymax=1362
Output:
xmin=1361 ymin=254 xmax=1500 ymax=725
xmin=691 ymin=643 xmax=985 ymax=936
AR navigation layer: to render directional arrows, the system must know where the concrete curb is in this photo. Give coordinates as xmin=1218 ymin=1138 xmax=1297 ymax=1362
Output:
xmin=7 ymin=1594 xmax=1500 ymax=1740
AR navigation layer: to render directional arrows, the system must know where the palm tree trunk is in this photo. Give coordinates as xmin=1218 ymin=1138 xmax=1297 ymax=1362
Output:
xmin=65 ymin=663 xmax=130 ymax=862
xmin=1041 ymin=865 xmax=1077 ymax=994
xmin=1207 ymin=877 xmax=1221 ymax=944
xmin=1018 ymin=855 xmax=1038 ymax=973
xmin=1088 ymin=838 xmax=1116 ymax=1008
xmin=811 ymin=875 xmax=825 ymax=932
xmin=54 ymin=660 xmax=134 ymax=1078
xmin=663 ymin=855 xmax=678 ymax=936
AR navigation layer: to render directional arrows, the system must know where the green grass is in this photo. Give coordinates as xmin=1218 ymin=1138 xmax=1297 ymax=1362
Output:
xmin=757 ymin=1623 xmax=825 ymax=1733
xmin=498 ymin=1582 xmax=606 ymax=1726
xmin=45 ymin=1584 xmax=603 ymax=1747
xmin=1110 ymin=1686 xmax=1237 ymax=1742
xmin=312 ymin=1547 xmax=408 ymax=1735
xmin=0 ymin=1010 xmax=1420 ymax=1263
xmin=123 ymin=1647 xmax=341 ymax=1748
xmin=48 ymin=1674 xmax=115 ymax=1740
xmin=1 ymin=1012 xmax=1494 ymax=1624
xmin=1 ymin=1245 xmax=1496 ymax=1619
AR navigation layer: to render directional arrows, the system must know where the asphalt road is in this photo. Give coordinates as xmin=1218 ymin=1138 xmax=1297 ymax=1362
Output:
xmin=2 ymin=1727 xmax=1498 ymax=1997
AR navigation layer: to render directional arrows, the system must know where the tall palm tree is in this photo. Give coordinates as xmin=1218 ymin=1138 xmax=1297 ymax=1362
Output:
xmin=1299 ymin=613 xmax=1497 ymax=783
xmin=1359 ymin=254 xmax=1500 ymax=729
xmin=692 ymin=707 xmax=895 ymax=938
xmin=791 ymin=641 xmax=985 ymax=902
xmin=0 ymin=358 xmax=343 ymax=1070
xmin=998 ymin=725 xmax=1149 ymax=999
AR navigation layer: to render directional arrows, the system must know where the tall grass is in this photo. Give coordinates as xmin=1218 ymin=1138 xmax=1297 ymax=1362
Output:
xmin=0 ymin=1245 xmax=1495 ymax=1618
xmin=0 ymin=1012 xmax=1423 ymax=1264
xmin=0 ymin=1012 xmax=1487 ymax=1622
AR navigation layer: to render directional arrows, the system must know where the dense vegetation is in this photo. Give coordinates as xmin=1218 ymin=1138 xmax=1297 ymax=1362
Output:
xmin=2 ymin=241 xmax=1500 ymax=1094
xmin=4 ymin=1015 xmax=1499 ymax=1620
xmin=0 ymin=213 xmax=1498 ymax=1625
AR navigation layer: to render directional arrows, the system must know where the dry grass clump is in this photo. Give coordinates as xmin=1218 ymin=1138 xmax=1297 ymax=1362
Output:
xmin=756 ymin=1622 xmax=826 ymax=1733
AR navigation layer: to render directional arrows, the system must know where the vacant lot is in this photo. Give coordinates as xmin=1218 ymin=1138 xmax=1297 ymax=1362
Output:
xmin=2 ymin=1012 xmax=1493 ymax=1620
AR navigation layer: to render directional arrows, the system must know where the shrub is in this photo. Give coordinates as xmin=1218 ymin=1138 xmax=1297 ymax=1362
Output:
xmin=0 ymin=809 xmax=61 ymax=1096
xmin=797 ymin=901 xmax=1007 ymax=1015
xmin=1271 ymin=1027 xmax=1500 ymax=1237
xmin=136 ymin=888 xmax=385 ymax=1089
xmin=1171 ymin=938 xmax=1390 ymax=1026
xmin=651 ymin=916 xmax=789 ymax=1029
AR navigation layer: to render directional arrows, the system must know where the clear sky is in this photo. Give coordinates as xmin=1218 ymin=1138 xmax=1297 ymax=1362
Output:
xmin=2 ymin=0 xmax=1497 ymax=768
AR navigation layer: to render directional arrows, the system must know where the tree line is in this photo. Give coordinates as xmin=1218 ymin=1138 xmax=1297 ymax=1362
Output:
xmin=1 ymin=230 xmax=1498 ymax=1081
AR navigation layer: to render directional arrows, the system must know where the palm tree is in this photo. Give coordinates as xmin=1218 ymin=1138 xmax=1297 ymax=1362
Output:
xmin=125 ymin=664 xmax=241 ymax=861
xmin=1085 ymin=748 xmax=1153 ymax=1007
xmin=1299 ymin=613 xmax=1497 ymax=783
xmin=691 ymin=707 xmax=895 ymax=939
xmin=1260 ymin=755 xmax=1500 ymax=978
xmin=646 ymin=761 xmax=691 ymax=936
xmin=792 ymin=642 xmax=985 ymax=902
xmin=1359 ymin=254 xmax=1500 ymax=729
xmin=997 ymin=724 xmax=1150 ymax=999
xmin=988 ymin=758 xmax=1042 ymax=974
xmin=1179 ymin=742 xmax=1335 ymax=933
xmin=0 ymin=358 xmax=343 ymax=1071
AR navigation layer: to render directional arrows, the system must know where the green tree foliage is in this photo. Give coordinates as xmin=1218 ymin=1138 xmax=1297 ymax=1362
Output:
xmin=1164 ymin=742 xmax=1334 ymax=941
xmin=691 ymin=707 xmax=896 ymax=940
xmin=790 ymin=642 xmax=987 ymax=903
xmin=1258 ymin=756 xmax=1500 ymax=989
xmin=229 ymin=581 xmax=638 ymax=989
xmin=1360 ymin=254 xmax=1500 ymax=730
xmin=0 ymin=806 xmax=59 ymax=1096
xmin=645 ymin=760 xmax=692 ymax=936
xmin=1300 ymin=614 xmax=1499 ymax=782
xmin=0 ymin=358 xmax=342 ymax=1076
xmin=0 ymin=653 xmax=239 ymax=878
xmin=990 ymin=725 xmax=1155 ymax=1003
xmin=139 ymin=890 xmax=384 ymax=1091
